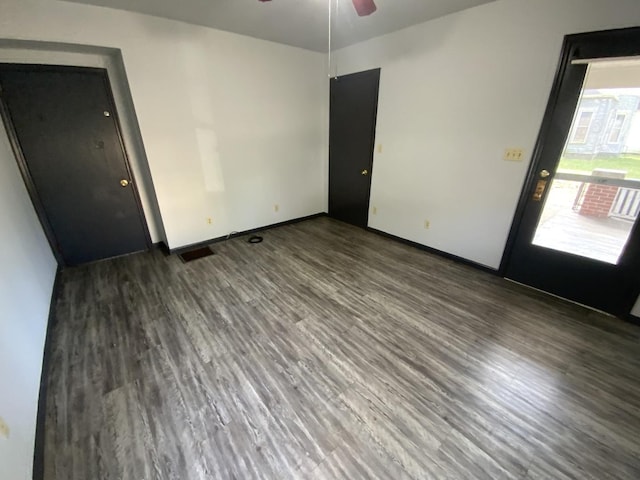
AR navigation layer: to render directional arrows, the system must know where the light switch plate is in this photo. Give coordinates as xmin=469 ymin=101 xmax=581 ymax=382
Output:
xmin=0 ymin=416 xmax=9 ymax=439
xmin=504 ymin=148 xmax=524 ymax=161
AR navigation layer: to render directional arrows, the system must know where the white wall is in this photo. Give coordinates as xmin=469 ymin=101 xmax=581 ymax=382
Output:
xmin=0 ymin=122 xmax=58 ymax=478
xmin=0 ymin=0 xmax=327 ymax=249
xmin=334 ymin=0 xmax=640 ymax=268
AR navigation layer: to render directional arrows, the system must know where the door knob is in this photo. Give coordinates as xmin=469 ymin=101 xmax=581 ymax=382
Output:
xmin=540 ymin=169 xmax=550 ymax=178
xmin=120 ymin=179 xmax=130 ymax=187
xmin=361 ymin=169 xmax=369 ymax=176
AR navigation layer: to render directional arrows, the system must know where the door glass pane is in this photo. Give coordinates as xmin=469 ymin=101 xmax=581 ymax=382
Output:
xmin=532 ymin=59 xmax=640 ymax=264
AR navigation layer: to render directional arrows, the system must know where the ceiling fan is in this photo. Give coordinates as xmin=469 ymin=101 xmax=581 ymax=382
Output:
xmin=258 ymin=0 xmax=377 ymax=17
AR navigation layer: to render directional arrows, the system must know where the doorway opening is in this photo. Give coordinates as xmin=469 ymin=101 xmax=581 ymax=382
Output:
xmin=502 ymin=27 xmax=640 ymax=317
xmin=328 ymin=68 xmax=380 ymax=228
xmin=0 ymin=64 xmax=151 ymax=266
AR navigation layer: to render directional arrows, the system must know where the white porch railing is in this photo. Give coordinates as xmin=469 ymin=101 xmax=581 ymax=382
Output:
xmin=610 ymin=187 xmax=640 ymax=220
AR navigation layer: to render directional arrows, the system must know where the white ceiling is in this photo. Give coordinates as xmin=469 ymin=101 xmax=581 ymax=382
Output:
xmin=62 ymin=0 xmax=496 ymax=52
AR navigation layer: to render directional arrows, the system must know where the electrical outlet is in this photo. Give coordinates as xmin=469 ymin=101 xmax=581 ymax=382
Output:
xmin=274 ymin=204 xmax=279 ymax=212
xmin=424 ymin=220 xmax=430 ymax=229
xmin=372 ymin=206 xmax=377 ymax=215
xmin=206 ymin=217 xmax=213 ymax=225
xmin=504 ymin=148 xmax=524 ymax=162
xmin=0 ymin=416 xmax=9 ymax=439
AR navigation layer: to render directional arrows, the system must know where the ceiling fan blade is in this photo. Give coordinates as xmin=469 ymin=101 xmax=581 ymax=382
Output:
xmin=352 ymin=0 xmax=377 ymax=16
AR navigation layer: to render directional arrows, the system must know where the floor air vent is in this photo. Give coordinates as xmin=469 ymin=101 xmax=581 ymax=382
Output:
xmin=179 ymin=246 xmax=215 ymax=263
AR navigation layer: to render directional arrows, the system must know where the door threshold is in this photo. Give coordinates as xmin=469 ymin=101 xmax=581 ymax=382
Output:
xmin=504 ymin=278 xmax=615 ymax=318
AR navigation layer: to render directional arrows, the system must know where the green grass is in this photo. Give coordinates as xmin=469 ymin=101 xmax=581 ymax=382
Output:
xmin=558 ymin=154 xmax=640 ymax=179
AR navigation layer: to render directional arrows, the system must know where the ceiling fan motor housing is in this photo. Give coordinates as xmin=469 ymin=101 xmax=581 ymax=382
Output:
xmin=352 ymin=0 xmax=377 ymax=16
xmin=258 ymin=0 xmax=377 ymax=18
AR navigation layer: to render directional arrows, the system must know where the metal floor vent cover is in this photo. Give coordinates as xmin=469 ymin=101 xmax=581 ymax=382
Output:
xmin=179 ymin=246 xmax=215 ymax=263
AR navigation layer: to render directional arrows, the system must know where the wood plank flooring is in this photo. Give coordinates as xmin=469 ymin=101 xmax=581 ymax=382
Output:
xmin=44 ymin=217 xmax=640 ymax=479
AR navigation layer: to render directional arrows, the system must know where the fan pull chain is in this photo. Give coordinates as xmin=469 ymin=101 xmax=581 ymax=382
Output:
xmin=328 ymin=0 xmax=332 ymax=78
xmin=329 ymin=0 xmax=340 ymax=78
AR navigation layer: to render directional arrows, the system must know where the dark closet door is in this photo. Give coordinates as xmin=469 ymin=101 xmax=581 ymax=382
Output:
xmin=329 ymin=68 xmax=380 ymax=227
xmin=0 ymin=65 xmax=149 ymax=266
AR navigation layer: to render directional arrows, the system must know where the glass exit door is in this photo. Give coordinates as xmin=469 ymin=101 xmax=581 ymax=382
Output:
xmin=504 ymin=28 xmax=640 ymax=317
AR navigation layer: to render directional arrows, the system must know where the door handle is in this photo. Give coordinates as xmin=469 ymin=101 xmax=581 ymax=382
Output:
xmin=120 ymin=179 xmax=130 ymax=187
xmin=361 ymin=169 xmax=369 ymax=176
xmin=540 ymin=169 xmax=551 ymax=178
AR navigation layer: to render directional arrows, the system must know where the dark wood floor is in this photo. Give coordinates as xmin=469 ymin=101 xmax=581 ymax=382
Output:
xmin=44 ymin=217 xmax=640 ymax=479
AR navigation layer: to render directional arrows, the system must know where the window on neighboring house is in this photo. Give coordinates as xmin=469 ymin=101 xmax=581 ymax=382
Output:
xmin=570 ymin=110 xmax=594 ymax=143
xmin=608 ymin=113 xmax=627 ymax=143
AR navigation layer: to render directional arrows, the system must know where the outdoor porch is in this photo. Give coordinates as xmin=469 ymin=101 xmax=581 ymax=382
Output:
xmin=533 ymin=177 xmax=640 ymax=264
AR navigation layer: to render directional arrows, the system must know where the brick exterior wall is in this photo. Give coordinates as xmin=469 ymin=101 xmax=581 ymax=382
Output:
xmin=578 ymin=168 xmax=625 ymax=218
xmin=578 ymin=184 xmax=619 ymax=217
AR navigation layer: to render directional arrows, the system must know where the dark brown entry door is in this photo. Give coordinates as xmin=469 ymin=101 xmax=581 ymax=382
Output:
xmin=329 ymin=68 xmax=380 ymax=227
xmin=504 ymin=28 xmax=640 ymax=317
xmin=0 ymin=65 xmax=149 ymax=266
